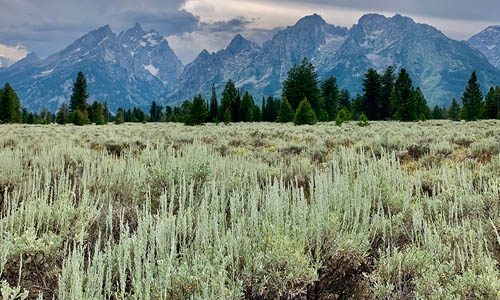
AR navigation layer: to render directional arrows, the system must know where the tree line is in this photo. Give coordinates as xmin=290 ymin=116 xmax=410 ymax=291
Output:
xmin=0 ymin=60 xmax=499 ymax=125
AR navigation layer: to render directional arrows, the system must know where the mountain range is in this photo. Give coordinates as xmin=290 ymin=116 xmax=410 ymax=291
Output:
xmin=0 ymin=13 xmax=500 ymax=112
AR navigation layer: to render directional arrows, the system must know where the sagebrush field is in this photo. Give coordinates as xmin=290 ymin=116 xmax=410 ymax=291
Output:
xmin=1 ymin=121 xmax=500 ymax=299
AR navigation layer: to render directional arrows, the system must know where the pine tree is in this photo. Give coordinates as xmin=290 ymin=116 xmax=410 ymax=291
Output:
xmin=240 ymin=91 xmax=255 ymax=122
xmin=103 ymin=101 xmax=111 ymax=123
xmin=209 ymin=84 xmax=219 ymax=122
xmin=149 ymin=101 xmax=163 ymax=122
xmin=223 ymin=108 xmax=231 ymax=125
xmin=392 ymin=68 xmax=416 ymax=121
xmin=282 ymin=58 xmax=321 ymax=114
xmin=293 ymin=98 xmax=317 ymax=125
xmin=69 ymin=71 xmax=89 ymax=112
xmin=357 ymin=112 xmax=370 ymax=127
xmin=448 ymin=98 xmax=461 ymax=121
xmin=321 ymin=76 xmax=340 ymax=121
xmin=114 ymin=109 xmax=125 ymax=124
xmin=90 ymin=101 xmax=106 ymax=125
xmin=432 ymin=105 xmax=444 ymax=119
xmin=413 ymin=87 xmax=431 ymax=121
xmin=339 ymin=89 xmax=351 ymax=111
xmin=0 ymin=82 xmax=22 ymax=123
xmin=461 ymin=71 xmax=483 ymax=121
xmin=278 ymin=97 xmax=294 ymax=123
xmin=380 ymin=66 xmax=396 ymax=119
xmin=56 ymin=102 xmax=71 ymax=125
xmin=361 ymin=68 xmax=381 ymax=120
xmin=221 ymin=80 xmax=238 ymax=121
xmin=187 ymin=94 xmax=208 ymax=125
xmin=483 ymin=86 xmax=500 ymax=119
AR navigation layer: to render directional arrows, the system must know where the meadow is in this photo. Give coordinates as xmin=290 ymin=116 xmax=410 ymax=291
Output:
xmin=1 ymin=120 xmax=500 ymax=299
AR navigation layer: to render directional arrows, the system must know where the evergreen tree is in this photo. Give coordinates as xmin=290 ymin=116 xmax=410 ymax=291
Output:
xmin=483 ymin=86 xmax=500 ymax=119
xmin=252 ymin=104 xmax=261 ymax=122
xmin=357 ymin=112 xmax=370 ymax=127
xmin=223 ymin=108 xmax=231 ymax=125
xmin=232 ymin=90 xmax=241 ymax=122
xmin=264 ymin=96 xmax=280 ymax=122
xmin=293 ymin=98 xmax=317 ymax=125
xmin=209 ymin=84 xmax=219 ymax=122
xmin=187 ymin=94 xmax=208 ymax=125
xmin=278 ymin=97 xmax=294 ymax=123
xmin=282 ymin=58 xmax=321 ymax=114
xmin=132 ymin=107 xmax=147 ymax=123
xmin=339 ymin=89 xmax=351 ymax=111
xmin=149 ymin=101 xmax=163 ymax=122
xmin=448 ymin=98 xmax=461 ymax=121
xmin=0 ymin=82 xmax=22 ymax=123
xmin=103 ymin=101 xmax=111 ymax=123
xmin=361 ymin=68 xmax=381 ymax=120
xmin=380 ymin=66 xmax=396 ymax=119
xmin=240 ymin=91 xmax=255 ymax=122
xmin=432 ymin=105 xmax=445 ymax=119
xmin=69 ymin=71 xmax=89 ymax=112
xmin=413 ymin=87 xmax=431 ymax=120
xmin=114 ymin=109 xmax=125 ymax=124
xmin=461 ymin=71 xmax=483 ymax=121
xmin=90 ymin=101 xmax=106 ymax=125
xmin=56 ymin=102 xmax=71 ymax=124
xmin=221 ymin=80 xmax=238 ymax=121
xmin=321 ymin=76 xmax=340 ymax=121
xmin=392 ymin=68 xmax=416 ymax=121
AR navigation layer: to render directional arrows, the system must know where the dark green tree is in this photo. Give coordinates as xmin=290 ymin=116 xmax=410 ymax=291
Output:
xmin=240 ymin=91 xmax=255 ymax=122
xmin=483 ymin=86 xmax=500 ymax=119
xmin=361 ymin=68 xmax=381 ymax=120
xmin=223 ymin=108 xmax=231 ymax=125
xmin=103 ymin=101 xmax=111 ymax=123
xmin=69 ymin=71 xmax=89 ymax=112
xmin=339 ymin=89 xmax=351 ymax=111
xmin=221 ymin=80 xmax=238 ymax=121
xmin=56 ymin=102 xmax=71 ymax=124
xmin=263 ymin=96 xmax=279 ymax=122
xmin=114 ymin=109 xmax=125 ymax=124
xmin=278 ymin=97 xmax=294 ymax=123
xmin=432 ymin=105 xmax=445 ymax=119
xmin=282 ymin=58 xmax=321 ymax=114
xmin=90 ymin=101 xmax=106 ymax=125
xmin=293 ymin=98 xmax=317 ymax=125
xmin=392 ymin=68 xmax=416 ymax=121
xmin=448 ymin=98 xmax=461 ymax=121
xmin=357 ymin=112 xmax=370 ymax=127
xmin=149 ymin=101 xmax=163 ymax=122
xmin=413 ymin=87 xmax=431 ymax=120
xmin=335 ymin=107 xmax=352 ymax=127
xmin=209 ymin=84 xmax=219 ymax=122
xmin=187 ymin=94 xmax=208 ymax=125
xmin=461 ymin=71 xmax=483 ymax=121
xmin=0 ymin=82 xmax=22 ymax=123
xmin=321 ymin=76 xmax=340 ymax=121
xmin=380 ymin=66 xmax=396 ymax=119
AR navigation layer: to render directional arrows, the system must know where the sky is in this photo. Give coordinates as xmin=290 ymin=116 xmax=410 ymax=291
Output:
xmin=0 ymin=0 xmax=498 ymax=65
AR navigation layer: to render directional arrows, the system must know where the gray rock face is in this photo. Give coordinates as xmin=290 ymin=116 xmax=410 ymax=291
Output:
xmin=0 ymin=24 xmax=183 ymax=112
xmin=468 ymin=26 xmax=500 ymax=69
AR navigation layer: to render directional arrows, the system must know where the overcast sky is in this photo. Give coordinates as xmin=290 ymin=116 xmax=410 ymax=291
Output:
xmin=0 ymin=0 xmax=498 ymax=64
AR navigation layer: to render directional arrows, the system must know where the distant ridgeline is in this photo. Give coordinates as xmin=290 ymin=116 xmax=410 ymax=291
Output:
xmin=0 ymin=13 xmax=500 ymax=113
xmin=1 ymin=59 xmax=498 ymax=126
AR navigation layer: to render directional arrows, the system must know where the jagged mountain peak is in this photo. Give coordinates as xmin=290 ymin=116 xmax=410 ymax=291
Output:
xmin=224 ymin=34 xmax=258 ymax=56
xmin=295 ymin=13 xmax=327 ymax=27
xmin=468 ymin=25 xmax=500 ymax=69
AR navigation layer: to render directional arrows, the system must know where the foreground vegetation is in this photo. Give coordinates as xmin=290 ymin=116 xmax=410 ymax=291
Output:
xmin=1 ymin=121 xmax=500 ymax=299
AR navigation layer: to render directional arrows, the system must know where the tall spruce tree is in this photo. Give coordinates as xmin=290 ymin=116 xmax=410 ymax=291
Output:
xmin=483 ymin=86 xmax=500 ymax=119
xmin=380 ymin=66 xmax=395 ymax=120
xmin=361 ymin=68 xmax=381 ymax=120
xmin=321 ymin=76 xmax=340 ymax=121
xmin=278 ymin=97 xmax=294 ymax=123
xmin=149 ymin=101 xmax=163 ymax=122
xmin=221 ymin=80 xmax=238 ymax=121
xmin=209 ymin=84 xmax=219 ymax=122
xmin=461 ymin=71 xmax=483 ymax=121
xmin=69 ymin=71 xmax=89 ymax=112
xmin=413 ymin=87 xmax=431 ymax=120
xmin=448 ymin=98 xmax=461 ymax=121
xmin=282 ymin=58 xmax=321 ymax=114
xmin=187 ymin=94 xmax=208 ymax=125
xmin=391 ymin=68 xmax=416 ymax=121
xmin=240 ymin=91 xmax=255 ymax=122
xmin=0 ymin=82 xmax=22 ymax=123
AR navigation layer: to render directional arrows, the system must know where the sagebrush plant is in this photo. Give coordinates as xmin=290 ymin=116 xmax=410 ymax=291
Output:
xmin=0 ymin=121 xmax=500 ymax=299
